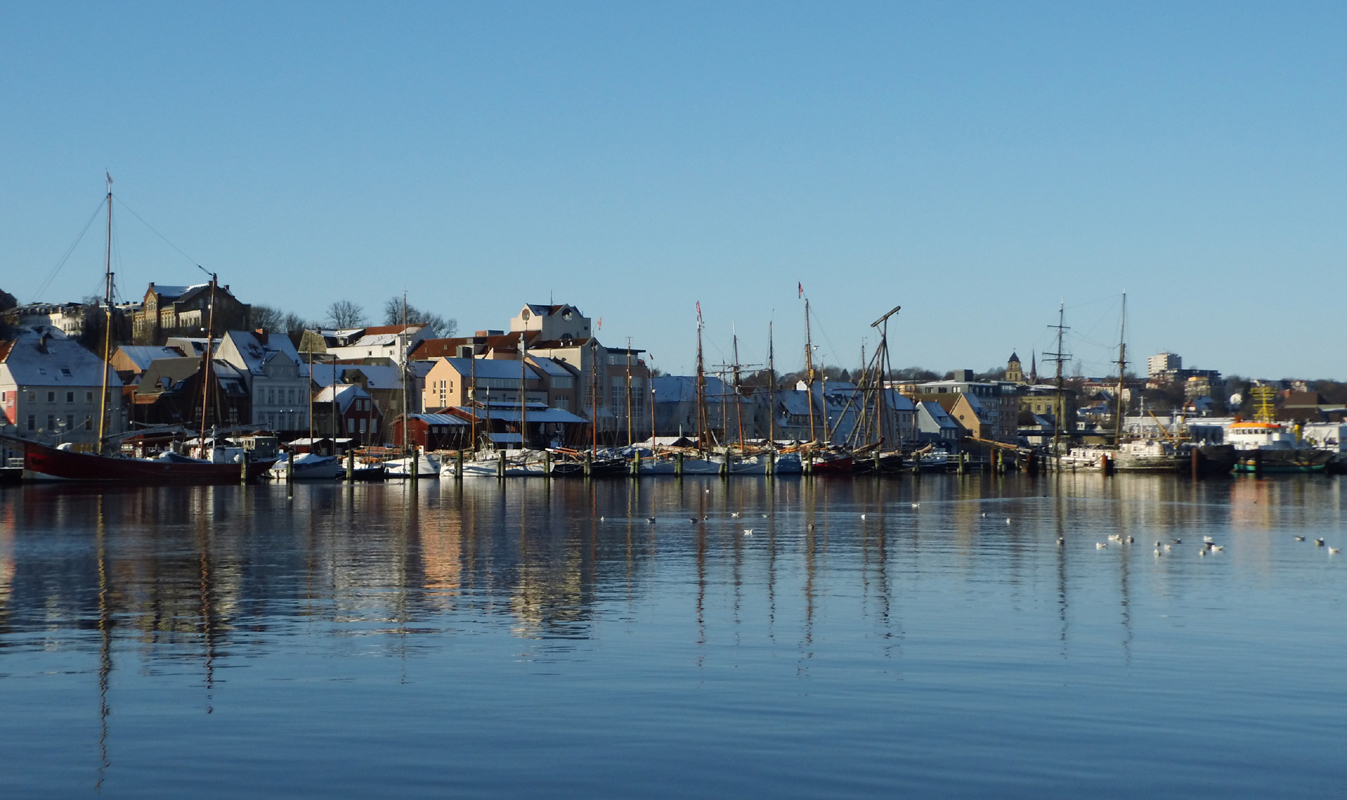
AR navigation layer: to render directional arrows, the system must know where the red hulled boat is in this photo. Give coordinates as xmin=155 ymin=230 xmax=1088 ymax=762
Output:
xmin=6 ymin=437 xmax=276 ymax=485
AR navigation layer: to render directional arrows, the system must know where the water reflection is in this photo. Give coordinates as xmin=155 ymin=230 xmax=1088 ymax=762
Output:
xmin=1 ymin=473 xmax=1345 ymax=796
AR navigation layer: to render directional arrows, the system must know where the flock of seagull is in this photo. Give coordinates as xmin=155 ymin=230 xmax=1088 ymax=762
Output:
xmin=598 ymin=503 xmax=1341 ymax=557
xmin=1089 ymin=533 xmax=1341 ymax=557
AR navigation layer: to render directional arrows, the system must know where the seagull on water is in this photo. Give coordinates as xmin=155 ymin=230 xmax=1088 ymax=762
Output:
xmin=911 ymin=503 xmax=920 ymax=509
xmin=1172 ymin=538 xmax=1183 ymax=545
xmin=808 ymin=523 xmax=815 ymax=531
xmin=981 ymin=512 xmax=987 ymax=518
xmin=743 ymin=529 xmax=753 ymax=536
xmin=861 ymin=513 xmax=868 ymax=519
xmin=1127 ymin=535 xmax=1134 ymax=544
xmin=1204 ymin=536 xmax=1215 ymax=544
xmin=1096 ymin=542 xmax=1107 ymax=550
xmin=1294 ymin=536 xmax=1306 ymax=542
xmin=1316 ymin=538 xmax=1326 ymax=547
xmin=1108 ymin=534 xmax=1122 ymax=542
xmin=1056 ymin=537 xmax=1064 ymax=546
xmin=646 ymin=517 xmax=656 ymax=524
xmin=731 ymin=512 xmax=741 ymax=518
xmin=1211 ymin=545 xmax=1225 ymax=552
xmin=1330 ymin=547 xmax=1341 ymax=555
xmin=688 ymin=517 xmax=699 ymax=524
xmin=1006 ymin=518 xmax=1012 ymax=525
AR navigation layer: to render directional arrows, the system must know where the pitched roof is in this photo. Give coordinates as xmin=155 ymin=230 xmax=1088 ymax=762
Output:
xmin=411 ymin=332 xmax=540 ymax=359
xmin=218 ymin=330 xmax=302 ymax=375
xmin=435 ymin=357 xmax=541 ymax=381
xmin=314 ymin=383 xmax=373 ymax=414
xmin=147 ymin=283 xmax=208 ymax=300
xmin=0 ymin=332 xmax=122 ymax=387
xmin=115 ymin=345 xmax=186 ymax=371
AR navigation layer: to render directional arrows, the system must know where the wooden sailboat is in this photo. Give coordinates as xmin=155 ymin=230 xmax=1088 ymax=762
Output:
xmin=6 ymin=176 xmax=277 ymax=483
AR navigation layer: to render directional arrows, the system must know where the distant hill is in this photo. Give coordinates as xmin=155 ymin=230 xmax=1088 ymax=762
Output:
xmin=0 ymin=287 xmax=15 ymax=311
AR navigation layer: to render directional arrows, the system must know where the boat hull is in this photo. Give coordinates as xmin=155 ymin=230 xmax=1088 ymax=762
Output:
xmin=10 ymin=438 xmax=275 ymax=485
xmin=1233 ymin=449 xmax=1333 ymax=474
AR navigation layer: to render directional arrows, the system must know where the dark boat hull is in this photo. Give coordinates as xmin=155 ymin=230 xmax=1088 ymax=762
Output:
xmin=9 ymin=438 xmax=276 ymax=485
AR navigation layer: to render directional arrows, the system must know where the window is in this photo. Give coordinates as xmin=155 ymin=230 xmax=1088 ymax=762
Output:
xmin=86 ymin=391 xmax=93 ymax=402
xmin=47 ymin=392 xmax=55 ymax=402
xmin=27 ymin=415 xmax=35 ymax=431
xmin=359 ymin=419 xmax=367 ymax=433
xmin=47 ymin=414 xmax=55 ymax=430
xmin=66 ymin=391 xmax=74 ymax=403
xmin=85 ymin=417 xmax=92 ymax=431
xmin=347 ymin=418 xmax=355 ymax=434
xmin=66 ymin=414 xmax=74 ymax=429
xmin=268 ymin=388 xmax=276 ymax=405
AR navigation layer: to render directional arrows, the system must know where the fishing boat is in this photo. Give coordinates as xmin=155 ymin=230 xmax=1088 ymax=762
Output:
xmin=1227 ymin=422 xmax=1333 ymax=474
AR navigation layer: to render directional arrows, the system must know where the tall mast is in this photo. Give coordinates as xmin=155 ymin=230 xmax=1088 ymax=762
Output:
xmin=1047 ymin=301 xmax=1070 ymax=456
xmin=869 ymin=305 xmax=901 ymax=448
xmin=198 ymin=275 xmax=217 ymax=452
xmin=804 ymin=298 xmax=816 ymax=445
xmin=695 ymin=302 xmax=707 ymax=450
xmin=590 ymin=339 xmax=599 ymax=454
xmin=401 ymin=291 xmax=409 ymax=454
xmin=469 ymin=337 xmax=477 ymax=450
xmin=307 ymin=350 xmax=314 ymax=443
xmin=1114 ymin=292 xmax=1127 ymax=446
xmin=767 ymin=322 xmax=775 ymax=444
xmin=97 ymin=173 xmax=114 ymax=451
xmin=732 ymin=331 xmax=744 ymax=452
xmin=625 ymin=337 xmax=633 ymax=447
xmin=519 ymin=331 xmax=528 ymax=449
xmin=649 ymin=357 xmax=657 ymax=444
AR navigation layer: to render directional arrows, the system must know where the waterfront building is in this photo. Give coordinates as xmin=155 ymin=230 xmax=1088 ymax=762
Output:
xmin=0 ymin=328 xmax=123 ymax=447
xmin=321 ymin=323 xmax=437 ymax=365
xmin=311 ymin=383 xmax=383 ymax=444
xmin=214 ymin=330 xmax=310 ymax=434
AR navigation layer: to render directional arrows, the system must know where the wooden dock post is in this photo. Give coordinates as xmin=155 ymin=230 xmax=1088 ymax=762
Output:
xmin=675 ymin=451 xmax=683 ymax=477
xmin=240 ymin=455 xmax=247 ymax=485
xmin=346 ymin=448 xmax=354 ymax=482
xmin=456 ymin=449 xmax=465 ymax=481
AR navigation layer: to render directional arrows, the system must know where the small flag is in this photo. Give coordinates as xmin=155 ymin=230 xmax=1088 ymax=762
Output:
xmin=597 ymin=317 xmax=602 ymax=330
xmin=798 ymin=282 xmax=803 ymax=298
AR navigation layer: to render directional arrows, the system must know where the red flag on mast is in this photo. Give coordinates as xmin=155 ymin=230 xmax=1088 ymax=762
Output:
xmin=798 ymin=282 xmax=803 ymax=298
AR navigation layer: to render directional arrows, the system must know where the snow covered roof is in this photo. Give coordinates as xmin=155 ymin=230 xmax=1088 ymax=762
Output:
xmin=437 ymin=357 xmax=541 ymax=381
xmin=116 ymin=345 xmax=185 ymax=371
xmin=651 ymin=375 xmax=728 ymax=403
xmin=525 ymin=356 xmax=576 ymax=378
xmin=148 ymin=283 xmax=207 ymax=300
xmin=0 ymin=331 xmax=121 ymax=388
xmin=314 ymin=383 xmax=372 ymax=413
xmin=218 ymin=330 xmax=302 ymax=375
xmin=453 ymin=405 xmax=588 ymax=424
xmin=407 ymin=413 xmax=468 ymax=426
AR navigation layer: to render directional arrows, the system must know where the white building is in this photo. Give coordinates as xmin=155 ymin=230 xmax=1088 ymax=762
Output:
xmin=0 ymin=328 xmax=123 ymax=446
xmin=1148 ymin=352 xmax=1182 ymax=379
xmin=323 ymin=324 xmax=437 ymax=365
xmin=214 ymin=330 xmax=310 ymax=433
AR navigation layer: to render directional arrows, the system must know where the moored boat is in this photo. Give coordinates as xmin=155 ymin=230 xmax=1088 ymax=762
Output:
xmin=6 ymin=436 xmax=275 ymax=484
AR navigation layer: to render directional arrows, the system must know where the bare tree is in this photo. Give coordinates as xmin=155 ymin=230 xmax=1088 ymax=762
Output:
xmin=249 ymin=304 xmax=287 ymax=332
xmin=383 ymin=296 xmax=455 ymax=337
xmin=327 ymin=300 xmax=367 ymax=329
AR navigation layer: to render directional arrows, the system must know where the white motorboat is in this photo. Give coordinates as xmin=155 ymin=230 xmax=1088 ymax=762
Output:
xmin=269 ymin=452 xmax=344 ymax=481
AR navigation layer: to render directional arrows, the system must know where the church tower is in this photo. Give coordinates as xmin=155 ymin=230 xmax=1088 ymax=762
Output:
xmin=1005 ymin=352 xmax=1024 ymax=384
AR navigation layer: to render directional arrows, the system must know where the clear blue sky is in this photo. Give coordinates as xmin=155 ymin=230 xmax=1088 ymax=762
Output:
xmin=3 ymin=2 xmax=1344 ymax=381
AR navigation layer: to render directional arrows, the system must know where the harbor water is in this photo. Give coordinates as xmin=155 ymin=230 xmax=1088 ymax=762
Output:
xmin=1 ymin=474 xmax=1344 ymax=798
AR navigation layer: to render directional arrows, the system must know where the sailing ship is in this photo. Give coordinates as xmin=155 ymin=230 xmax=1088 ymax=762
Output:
xmin=8 ymin=176 xmax=277 ymax=483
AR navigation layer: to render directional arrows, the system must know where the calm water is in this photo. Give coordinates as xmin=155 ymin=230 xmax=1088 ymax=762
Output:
xmin=1 ymin=474 xmax=1345 ymax=798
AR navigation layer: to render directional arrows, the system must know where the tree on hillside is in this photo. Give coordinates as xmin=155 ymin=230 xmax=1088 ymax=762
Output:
xmin=383 ymin=297 xmax=456 ymax=337
xmin=0 ymin=287 xmax=15 ymax=311
xmin=251 ymin=304 xmax=314 ymax=335
xmin=327 ymin=300 xmax=367 ymax=329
